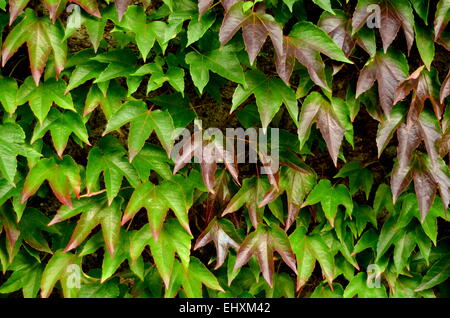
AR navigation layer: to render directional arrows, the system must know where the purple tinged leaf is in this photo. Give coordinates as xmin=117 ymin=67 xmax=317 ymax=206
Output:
xmin=8 ymin=0 xmax=29 ymax=26
xmin=317 ymin=106 xmax=345 ymax=167
xmin=352 ymin=0 xmax=415 ymax=54
xmin=435 ymin=0 xmax=450 ymax=40
xmin=277 ymin=21 xmax=352 ymax=87
xmin=234 ymin=224 xmax=296 ymax=287
xmin=198 ymin=0 xmax=213 ymax=17
xmin=441 ymin=71 xmax=450 ymax=104
xmin=194 ymin=218 xmax=240 ymax=269
xmin=319 ymin=10 xmax=355 ymax=57
xmin=219 ymin=2 xmax=283 ymax=65
xmin=356 ymin=50 xmax=409 ymax=117
xmin=414 ymin=170 xmax=437 ymax=222
xmin=70 ymin=0 xmax=101 ymax=18
xmin=115 ymin=0 xmax=131 ymax=22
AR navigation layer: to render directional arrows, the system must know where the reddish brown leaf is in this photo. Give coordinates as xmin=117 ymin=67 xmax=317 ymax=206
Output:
xmin=8 ymin=0 xmax=30 ymax=25
xmin=198 ymin=0 xmax=213 ymax=16
xmin=441 ymin=71 xmax=450 ymax=104
xmin=233 ymin=224 xmax=297 ymax=287
xmin=356 ymin=50 xmax=409 ymax=117
xmin=194 ymin=218 xmax=240 ymax=269
xmin=219 ymin=2 xmax=283 ymax=65
xmin=115 ymin=0 xmax=131 ymax=21
xmin=352 ymin=0 xmax=414 ymax=54
xmin=70 ymin=0 xmax=101 ymax=18
xmin=394 ymin=66 xmax=444 ymax=120
xmin=319 ymin=10 xmax=356 ymax=57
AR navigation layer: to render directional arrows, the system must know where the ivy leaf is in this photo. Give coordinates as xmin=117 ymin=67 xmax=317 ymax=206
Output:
xmin=335 ymin=161 xmax=374 ymax=199
xmin=31 ymin=108 xmax=90 ymax=158
xmin=376 ymin=103 xmax=407 ymax=158
xmin=115 ymin=0 xmax=131 ymax=21
xmin=185 ymin=46 xmax=245 ymax=94
xmin=21 ymin=156 xmax=81 ymax=208
xmin=233 ymin=224 xmax=297 ymax=288
xmin=222 ymin=177 xmax=273 ymax=228
xmin=318 ymin=10 xmax=356 ymax=57
xmin=83 ymin=81 xmax=126 ymax=119
xmin=343 ymin=272 xmax=388 ymax=298
xmin=297 ymin=92 xmax=346 ymax=166
xmin=441 ymin=70 xmax=450 ymax=104
xmin=103 ymin=100 xmax=176 ymax=161
xmin=187 ymin=12 xmax=216 ymax=46
xmin=70 ymin=0 xmax=101 ymax=18
xmin=219 ymin=1 xmax=283 ymax=65
xmin=121 ymin=181 xmax=169 ymax=240
xmin=0 ymin=262 xmax=43 ymax=297
xmin=180 ymin=257 xmax=224 ymax=297
xmin=260 ymin=164 xmax=316 ymax=231
xmin=394 ymin=66 xmax=444 ymax=121
xmin=86 ymin=136 xmax=140 ymax=205
xmin=17 ymin=77 xmax=75 ymax=124
xmin=414 ymin=22 xmax=435 ymax=71
xmin=49 ymin=195 xmax=122 ymax=256
xmin=276 ymin=21 xmax=352 ymax=88
xmin=231 ymin=70 xmax=298 ymax=130
xmin=158 ymin=176 xmax=196 ymax=235
xmin=352 ymin=0 xmax=415 ymax=54
xmin=434 ymin=0 xmax=450 ymax=40
xmin=40 ymin=250 xmax=79 ymax=298
xmin=19 ymin=208 xmax=60 ymax=253
xmin=0 ymin=77 xmax=19 ymax=114
xmin=391 ymin=153 xmax=449 ymax=222
xmin=393 ymin=227 xmax=416 ymax=273
xmin=43 ymin=0 xmax=68 ymax=23
xmin=290 ymin=226 xmax=335 ymax=291
xmin=194 ymin=217 xmax=240 ymax=269
xmin=302 ymin=179 xmax=353 ymax=227
xmin=172 ymin=130 xmax=240 ymax=193
xmin=415 ymin=257 xmax=450 ymax=292
xmin=0 ymin=123 xmax=41 ymax=185
xmin=130 ymin=219 xmax=192 ymax=288
xmin=198 ymin=0 xmax=213 ymax=17
xmin=2 ymin=10 xmax=67 ymax=85
xmin=64 ymin=61 xmax=104 ymax=93
xmin=120 ymin=6 xmax=156 ymax=61
xmin=356 ymin=50 xmax=409 ymax=117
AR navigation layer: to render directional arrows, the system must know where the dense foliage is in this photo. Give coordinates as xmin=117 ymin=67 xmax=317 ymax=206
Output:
xmin=0 ymin=0 xmax=449 ymax=298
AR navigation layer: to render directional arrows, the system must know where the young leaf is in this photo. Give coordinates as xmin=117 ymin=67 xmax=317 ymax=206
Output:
xmin=0 ymin=123 xmax=41 ymax=185
xmin=21 ymin=156 xmax=81 ymax=207
xmin=219 ymin=1 xmax=283 ymax=65
xmin=276 ymin=21 xmax=352 ymax=88
xmin=356 ymin=50 xmax=409 ymax=117
xmin=194 ymin=218 xmax=240 ymax=269
xmin=103 ymin=100 xmax=176 ymax=161
xmin=185 ymin=46 xmax=245 ymax=94
xmin=302 ymin=179 xmax=353 ymax=227
xmin=352 ymin=0 xmax=415 ymax=54
xmin=86 ymin=136 xmax=140 ymax=204
xmin=234 ymin=224 xmax=297 ymax=288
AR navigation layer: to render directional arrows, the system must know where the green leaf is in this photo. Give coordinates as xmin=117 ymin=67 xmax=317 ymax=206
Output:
xmin=86 ymin=136 xmax=140 ymax=204
xmin=104 ymin=100 xmax=176 ymax=161
xmin=187 ymin=12 xmax=216 ymax=46
xmin=335 ymin=161 xmax=374 ymax=199
xmin=185 ymin=46 xmax=245 ymax=94
xmin=40 ymin=251 xmax=79 ymax=298
xmin=231 ymin=70 xmax=298 ymax=129
xmin=0 ymin=123 xmax=40 ymax=184
xmin=303 ymin=179 xmax=353 ymax=226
